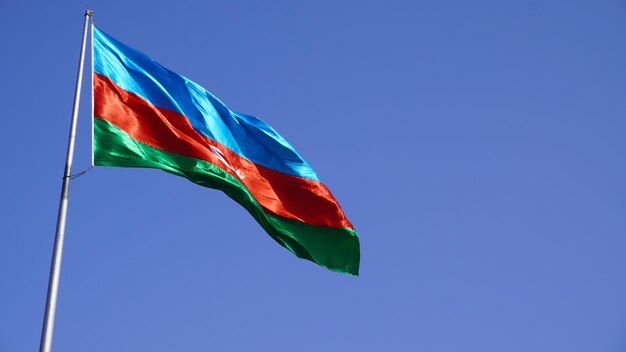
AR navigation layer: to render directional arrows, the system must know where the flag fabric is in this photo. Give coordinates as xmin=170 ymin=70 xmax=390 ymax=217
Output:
xmin=92 ymin=27 xmax=360 ymax=275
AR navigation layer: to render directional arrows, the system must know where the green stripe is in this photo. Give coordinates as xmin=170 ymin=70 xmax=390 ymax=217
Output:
xmin=94 ymin=118 xmax=360 ymax=275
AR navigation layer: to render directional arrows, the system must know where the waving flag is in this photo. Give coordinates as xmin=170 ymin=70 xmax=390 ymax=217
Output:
xmin=92 ymin=27 xmax=360 ymax=274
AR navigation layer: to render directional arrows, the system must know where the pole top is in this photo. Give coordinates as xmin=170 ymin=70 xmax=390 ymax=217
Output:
xmin=85 ymin=9 xmax=94 ymax=17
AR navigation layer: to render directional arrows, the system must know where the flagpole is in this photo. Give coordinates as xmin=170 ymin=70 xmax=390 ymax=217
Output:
xmin=39 ymin=10 xmax=93 ymax=352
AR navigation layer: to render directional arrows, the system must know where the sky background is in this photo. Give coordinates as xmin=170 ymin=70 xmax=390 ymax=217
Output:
xmin=1 ymin=0 xmax=626 ymax=351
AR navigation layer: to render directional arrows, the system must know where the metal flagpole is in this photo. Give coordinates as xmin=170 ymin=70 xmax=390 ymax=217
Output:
xmin=39 ymin=10 xmax=93 ymax=352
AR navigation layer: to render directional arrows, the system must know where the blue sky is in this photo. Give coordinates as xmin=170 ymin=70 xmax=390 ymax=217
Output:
xmin=1 ymin=1 xmax=626 ymax=351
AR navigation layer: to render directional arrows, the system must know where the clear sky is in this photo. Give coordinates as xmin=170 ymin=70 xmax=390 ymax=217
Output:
xmin=1 ymin=1 xmax=625 ymax=351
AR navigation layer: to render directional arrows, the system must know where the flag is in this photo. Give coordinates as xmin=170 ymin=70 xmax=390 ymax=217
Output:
xmin=92 ymin=27 xmax=360 ymax=275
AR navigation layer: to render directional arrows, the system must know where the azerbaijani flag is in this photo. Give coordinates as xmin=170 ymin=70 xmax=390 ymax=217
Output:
xmin=92 ymin=27 xmax=360 ymax=275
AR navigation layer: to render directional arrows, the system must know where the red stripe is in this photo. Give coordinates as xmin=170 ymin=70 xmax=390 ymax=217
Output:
xmin=94 ymin=73 xmax=353 ymax=229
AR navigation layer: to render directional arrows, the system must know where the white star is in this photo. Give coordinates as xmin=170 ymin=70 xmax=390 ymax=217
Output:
xmin=209 ymin=145 xmax=245 ymax=179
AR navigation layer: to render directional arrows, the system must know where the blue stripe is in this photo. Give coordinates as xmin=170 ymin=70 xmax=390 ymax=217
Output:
xmin=93 ymin=26 xmax=320 ymax=181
